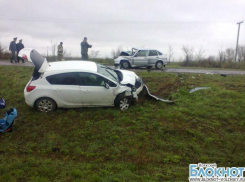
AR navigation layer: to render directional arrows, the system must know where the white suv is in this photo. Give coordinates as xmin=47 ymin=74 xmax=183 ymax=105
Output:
xmin=19 ymin=49 xmax=144 ymax=112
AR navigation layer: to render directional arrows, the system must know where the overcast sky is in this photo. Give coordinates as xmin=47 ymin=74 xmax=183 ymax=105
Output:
xmin=0 ymin=0 xmax=244 ymax=60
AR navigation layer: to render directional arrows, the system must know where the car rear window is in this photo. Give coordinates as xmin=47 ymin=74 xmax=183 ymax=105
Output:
xmin=157 ymin=51 xmax=163 ymax=55
xmin=149 ymin=50 xmax=158 ymax=56
xmin=32 ymin=68 xmax=41 ymax=81
xmin=46 ymin=73 xmax=78 ymax=85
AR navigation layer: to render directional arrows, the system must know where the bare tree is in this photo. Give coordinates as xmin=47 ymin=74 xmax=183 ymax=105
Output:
xmin=111 ymin=46 xmax=123 ymax=59
xmin=218 ymin=47 xmax=225 ymax=63
xmin=238 ymin=45 xmax=245 ymax=62
xmin=167 ymin=45 xmax=174 ymax=65
xmin=63 ymin=49 xmax=71 ymax=59
xmin=225 ymin=48 xmax=235 ymax=63
xmin=195 ymin=46 xmax=205 ymax=62
xmin=50 ymin=41 xmax=58 ymax=57
xmin=0 ymin=42 xmax=6 ymax=56
xmin=89 ymin=50 xmax=100 ymax=59
xmin=182 ymin=46 xmax=194 ymax=67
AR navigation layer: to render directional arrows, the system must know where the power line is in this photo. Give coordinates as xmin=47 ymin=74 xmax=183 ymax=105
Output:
xmin=0 ymin=15 xmax=238 ymax=24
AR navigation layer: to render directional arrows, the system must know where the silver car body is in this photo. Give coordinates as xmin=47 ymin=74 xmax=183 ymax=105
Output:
xmin=114 ymin=48 xmax=167 ymax=68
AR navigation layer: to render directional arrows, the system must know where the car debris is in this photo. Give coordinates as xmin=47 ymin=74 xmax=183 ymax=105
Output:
xmin=0 ymin=108 xmax=17 ymax=133
xmin=143 ymin=85 xmax=176 ymax=103
xmin=205 ymin=72 xmax=214 ymax=75
xmin=0 ymin=98 xmax=5 ymax=108
xmin=189 ymin=87 xmax=211 ymax=93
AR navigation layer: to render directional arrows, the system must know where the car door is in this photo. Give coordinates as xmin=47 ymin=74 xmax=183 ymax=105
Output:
xmin=77 ymin=72 xmax=115 ymax=106
xmin=147 ymin=50 xmax=159 ymax=65
xmin=47 ymin=72 xmax=83 ymax=107
xmin=133 ymin=50 xmax=148 ymax=66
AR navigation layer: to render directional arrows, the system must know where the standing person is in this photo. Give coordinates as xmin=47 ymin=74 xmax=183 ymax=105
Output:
xmin=16 ymin=39 xmax=25 ymax=63
xmin=9 ymin=37 xmax=17 ymax=63
xmin=80 ymin=37 xmax=92 ymax=60
xmin=57 ymin=42 xmax=63 ymax=61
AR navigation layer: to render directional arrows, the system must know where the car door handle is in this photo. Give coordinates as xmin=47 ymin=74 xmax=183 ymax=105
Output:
xmin=156 ymin=57 xmax=159 ymax=58
xmin=83 ymin=90 xmax=90 ymax=93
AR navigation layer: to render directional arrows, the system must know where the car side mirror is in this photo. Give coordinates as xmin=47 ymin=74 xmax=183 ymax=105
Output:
xmin=105 ymin=83 xmax=110 ymax=89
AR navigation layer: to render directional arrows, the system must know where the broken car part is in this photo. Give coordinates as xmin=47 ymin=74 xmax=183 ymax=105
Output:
xmin=0 ymin=98 xmax=5 ymax=108
xmin=143 ymin=85 xmax=176 ymax=103
xmin=0 ymin=108 xmax=17 ymax=133
xmin=189 ymin=87 xmax=211 ymax=93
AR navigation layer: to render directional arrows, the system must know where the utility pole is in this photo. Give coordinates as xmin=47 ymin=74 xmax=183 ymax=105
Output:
xmin=235 ymin=21 xmax=243 ymax=64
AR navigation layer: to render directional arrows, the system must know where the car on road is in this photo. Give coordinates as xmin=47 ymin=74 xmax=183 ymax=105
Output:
xmin=114 ymin=48 xmax=167 ymax=69
xmin=19 ymin=49 xmax=144 ymax=112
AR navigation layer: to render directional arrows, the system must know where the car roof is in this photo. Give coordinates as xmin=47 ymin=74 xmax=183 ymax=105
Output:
xmin=46 ymin=61 xmax=97 ymax=72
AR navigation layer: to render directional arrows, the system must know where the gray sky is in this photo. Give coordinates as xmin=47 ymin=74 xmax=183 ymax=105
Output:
xmin=0 ymin=0 xmax=244 ymax=59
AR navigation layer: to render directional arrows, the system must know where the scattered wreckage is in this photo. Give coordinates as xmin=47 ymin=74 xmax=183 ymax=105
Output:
xmin=18 ymin=49 xmax=174 ymax=112
xmin=189 ymin=87 xmax=211 ymax=93
xmin=114 ymin=48 xmax=167 ymax=69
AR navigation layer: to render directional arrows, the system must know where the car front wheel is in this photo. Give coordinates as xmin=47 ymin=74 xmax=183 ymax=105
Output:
xmin=35 ymin=97 xmax=57 ymax=112
xmin=115 ymin=95 xmax=130 ymax=111
xmin=155 ymin=61 xmax=163 ymax=69
xmin=121 ymin=60 xmax=130 ymax=69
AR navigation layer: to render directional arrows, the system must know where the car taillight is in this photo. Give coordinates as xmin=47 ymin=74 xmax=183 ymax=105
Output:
xmin=26 ymin=85 xmax=36 ymax=92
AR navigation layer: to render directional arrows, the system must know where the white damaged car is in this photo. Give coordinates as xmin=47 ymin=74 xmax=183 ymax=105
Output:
xmin=19 ymin=49 xmax=144 ymax=112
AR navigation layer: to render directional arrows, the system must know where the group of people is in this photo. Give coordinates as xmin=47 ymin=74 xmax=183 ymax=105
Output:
xmin=57 ymin=37 xmax=92 ymax=61
xmin=9 ymin=37 xmax=92 ymax=62
xmin=9 ymin=37 xmax=25 ymax=63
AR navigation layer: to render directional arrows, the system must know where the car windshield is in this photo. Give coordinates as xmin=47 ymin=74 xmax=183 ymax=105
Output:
xmin=97 ymin=64 xmax=119 ymax=82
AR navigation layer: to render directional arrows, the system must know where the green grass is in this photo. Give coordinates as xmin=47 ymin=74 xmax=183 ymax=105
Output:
xmin=0 ymin=66 xmax=245 ymax=181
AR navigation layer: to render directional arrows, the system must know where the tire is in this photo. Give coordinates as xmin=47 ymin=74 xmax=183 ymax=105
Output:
xmin=121 ymin=60 xmax=130 ymax=69
xmin=35 ymin=97 xmax=57 ymax=112
xmin=115 ymin=95 xmax=130 ymax=111
xmin=155 ymin=61 xmax=163 ymax=69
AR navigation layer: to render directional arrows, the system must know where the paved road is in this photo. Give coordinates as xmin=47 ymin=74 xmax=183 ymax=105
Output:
xmin=1 ymin=60 xmax=245 ymax=75
xmin=0 ymin=60 xmax=33 ymax=67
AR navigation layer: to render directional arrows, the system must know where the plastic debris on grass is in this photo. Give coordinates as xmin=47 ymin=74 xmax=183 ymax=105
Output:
xmin=0 ymin=98 xmax=5 ymax=108
xmin=189 ymin=87 xmax=211 ymax=94
xmin=143 ymin=85 xmax=176 ymax=103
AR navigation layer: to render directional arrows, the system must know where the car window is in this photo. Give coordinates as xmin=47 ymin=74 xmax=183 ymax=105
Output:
xmin=77 ymin=72 xmax=105 ymax=86
xmin=46 ymin=73 xmax=78 ymax=85
xmin=97 ymin=65 xmax=119 ymax=82
xmin=157 ymin=51 xmax=163 ymax=55
xmin=149 ymin=50 xmax=158 ymax=56
xmin=136 ymin=50 xmax=147 ymax=57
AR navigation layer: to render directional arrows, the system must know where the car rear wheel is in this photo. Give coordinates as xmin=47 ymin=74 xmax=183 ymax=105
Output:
xmin=121 ymin=60 xmax=130 ymax=69
xmin=155 ymin=61 xmax=163 ymax=69
xmin=35 ymin=97 xmax=57 ymax=112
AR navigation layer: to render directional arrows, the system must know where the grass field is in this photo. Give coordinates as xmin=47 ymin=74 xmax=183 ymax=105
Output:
xmin=0 ymin=66 xmax=245 ymax=182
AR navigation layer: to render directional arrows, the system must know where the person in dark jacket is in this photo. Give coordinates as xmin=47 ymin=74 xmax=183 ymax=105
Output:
xmin=16 ymin=39 xmax=25 ymax=63
xmin=9 ymin=37 xmax=17 ymax=63
xmin=80 ymin=37 xmax=92 ymax=60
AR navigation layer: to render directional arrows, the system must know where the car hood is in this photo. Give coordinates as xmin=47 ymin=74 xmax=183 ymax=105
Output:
xmin=117 ymin=69 xmax=139 ymax=85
